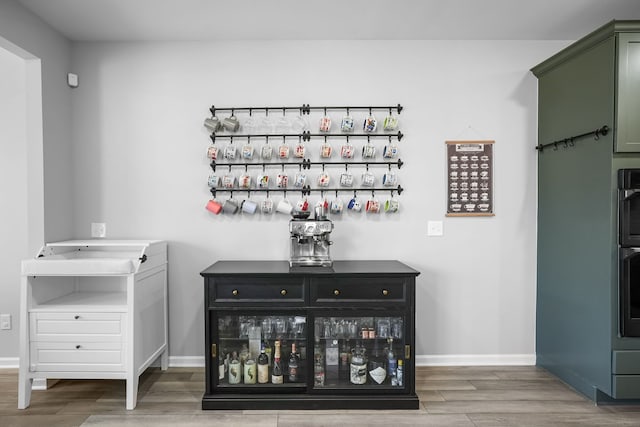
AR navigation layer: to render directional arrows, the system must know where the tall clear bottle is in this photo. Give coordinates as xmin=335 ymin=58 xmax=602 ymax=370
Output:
xmin=387 ymin=338 xmax=398 ymax=386
xmin=257 ymin=343 xmax=269 ymax=384
xmin=271 ymin=340 xmax=284 ymax=384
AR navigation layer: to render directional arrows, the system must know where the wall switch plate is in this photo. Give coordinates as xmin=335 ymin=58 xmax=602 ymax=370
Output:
xmin=0 ymin=314 xmax=11 ymax=330
xmin=427 ymin=220 xmax=444 ymax=236
xmin=67 ymin=72 xmax=79 ymax=88
xmin=91 ymin=222 xmax=106 ymax=238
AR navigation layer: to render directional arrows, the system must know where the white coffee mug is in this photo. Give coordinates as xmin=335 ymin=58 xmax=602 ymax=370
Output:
xmin=241 ymin=200 xmax=258 ymax=214
xmin=276 ymin=198 xmax=293 ymax=215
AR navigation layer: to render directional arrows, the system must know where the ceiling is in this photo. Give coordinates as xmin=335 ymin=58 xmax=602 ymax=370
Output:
xmin=16 ymin=0 xmax=640 ymax=42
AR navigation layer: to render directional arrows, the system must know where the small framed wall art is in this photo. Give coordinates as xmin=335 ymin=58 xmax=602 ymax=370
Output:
xmin=445 ymin=140 xmax=494 ymax=217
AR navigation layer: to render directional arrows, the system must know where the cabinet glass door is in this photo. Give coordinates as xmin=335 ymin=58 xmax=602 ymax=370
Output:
xmin=216 ymin=314 xmax=307 ymax=389
xmin=312 ymin=316 xmax=406 ymax=390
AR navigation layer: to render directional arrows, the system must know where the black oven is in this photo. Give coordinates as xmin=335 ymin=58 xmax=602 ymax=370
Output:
xmin=619 ymin=169 xmax=640 ymax=336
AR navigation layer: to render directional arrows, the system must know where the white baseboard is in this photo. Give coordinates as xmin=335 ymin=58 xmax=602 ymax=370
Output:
xmin=1 ymin=354 xmax=536 ymax=370
xmin=416 ymin=354 xmax=536 ymax=366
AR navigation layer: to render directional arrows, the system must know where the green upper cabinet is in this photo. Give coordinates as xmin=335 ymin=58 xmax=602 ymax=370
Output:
xmin=532 ymin=21 xmax=640 ymax=153
xmin=616 ymin=33 xmax=640 ymax=152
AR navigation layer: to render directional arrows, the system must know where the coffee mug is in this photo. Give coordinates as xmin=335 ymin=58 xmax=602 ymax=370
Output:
xmin=362 ymin=171 xmax=375 ymax=187
xmin=239 ymin=174 xmax=251 ymax=189
xmin=320 ymin=143 xmax=332 ymax=158
xmin=316 ymin=198 xmax=329 ymax=211
xmin=276 ymin=173 xmax=288 ymax=188
xmin=384 ymin=198 xmax=399 ymax=213
xmin=362 ymin=144 xmax=376 ymax=159
xmin=383 ymin=172 xmax=397 ymax=187
xmin=317 ymin=172 xmax=330 ymax=187
xmin=208 ymin=174 xmax=221 ymax=188
xmin=278 ymin=144 xmax=290 ymax=159
xmin=341 ymin=115 xmax=354 ymax=132
xmin=222 ymin=115 xmax=240 ymax=132
xmin=222 ymin=175 xmax=236 ymax=189
xmin=366 ymin=199 xmax=380 ymax=213
xmin=340 ymin=144 xmax=355 ymax=159
xmin=294 ymin=172 xmax=307 ymax=188
xmin=242 ymin=144 xmax=254 ymax=160
xmin=206 ymin=199 xmax=222 ymax=214
xmin=347 ymin=197 xmax=362 ymax=212
xmin=276 ymin=198 xmax=293 ymax=215
xmin=204 ymin=117 xmax=221 ymax=132
xmin=261 ymin=144 xmax=273 ymax=160
xmin=294 ymin=143 xmax=306 ymax=158
xmin=383 ymin=143 xmax=398 ymax=158
xmin=241 ymin=199 xmax=258 ymax=214
xmin=261 ymin=198 xmax=274 ymax=214
xmin=330 ymin=197 xmax=344 ymax=214
xmin=319 ymin=116 xmax=332 ymax=132
xmin=257 ymin=174 xmax=270 ymax=188
xmin=222 ymin=199 xmax=239 ymax=214
xmin=363 ymin=114 xmax=377 ymax=132
xmin=340 ymin=172 xmax=354 ymax=187
xmin=224 ymin=145 xmax=237 ymax=160
xmin=207 ymin=145 xmax=219 ymax=160
xmin=383 ymin=115 xmax=398 ymax=131
xmin=296 ymin=198 xmax=309 ymax=212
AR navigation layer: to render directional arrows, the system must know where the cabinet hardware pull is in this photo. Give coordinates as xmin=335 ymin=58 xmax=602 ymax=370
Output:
xmin=382 ymin=289 xmax=389 ymax=296
xmin=74 ymin=315 xmax=80 ymax=320
xmin=212 ymin=344 xmax=217 ymax=358
xmin=75 ymin=345 xmax=81 ymax=349
xmin=280 ymin=289 xmax=287 ymax=296
xmin=333 ymin=289 xmax=340 ymax=296
xmin=405 ymin=345 xmax=411 ymax=360
xmin=232 ymin=289 xmax=238 ymax=296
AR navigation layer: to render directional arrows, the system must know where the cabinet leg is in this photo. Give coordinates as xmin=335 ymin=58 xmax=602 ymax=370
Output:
xmin=160 ymin=348 xmax=169 ymax=370
xmin=18 ymin=376 xmax=33 ymax=409
xmin=126 ymin=375 xmax=139 ymax=410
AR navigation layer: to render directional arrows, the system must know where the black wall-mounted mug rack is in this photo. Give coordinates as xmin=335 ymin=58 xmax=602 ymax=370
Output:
xmin=209 ymin=185 xmax=404 ymax=198
xmin=209 ymin=132 xmax=404 ymax=143
xmin=209 ymin=159 xmax=403 ymax=172
xmin=209 ymin=104 xmax=403 ymax=116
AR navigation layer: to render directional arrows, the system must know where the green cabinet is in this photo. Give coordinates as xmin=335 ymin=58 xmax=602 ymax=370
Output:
xmin=617 ymin=33 xmax=640 ymax=152
xmin=532 ymin=20 xmax=640 ymax=402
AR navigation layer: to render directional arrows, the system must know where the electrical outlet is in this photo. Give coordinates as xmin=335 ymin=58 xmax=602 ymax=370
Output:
xmin=91 ymin=222 xmax=106 ymax=238
xmin=0 ymin=314 xmax=11 ymax=330
xmin=427 ymin=220 xmax=444 ymax=236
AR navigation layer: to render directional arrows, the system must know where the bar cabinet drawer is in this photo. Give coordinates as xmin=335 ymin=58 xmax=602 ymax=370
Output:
xmin=311 ymin=277 xmax=406 ymax=304
xmin=209 ymin=277 xmax=305 ymax=304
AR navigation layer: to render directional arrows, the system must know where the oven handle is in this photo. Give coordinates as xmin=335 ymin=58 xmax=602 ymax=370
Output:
xmin=622 ymin=189 xmax=640 ymax=200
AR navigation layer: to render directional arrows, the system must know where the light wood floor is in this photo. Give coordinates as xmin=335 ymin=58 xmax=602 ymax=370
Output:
xmin=1 ymin=366 xmax=639 ymax=426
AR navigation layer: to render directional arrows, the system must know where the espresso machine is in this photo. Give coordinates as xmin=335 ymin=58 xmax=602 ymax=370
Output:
xmin=289 ymin=206 xmax=334 ymax=267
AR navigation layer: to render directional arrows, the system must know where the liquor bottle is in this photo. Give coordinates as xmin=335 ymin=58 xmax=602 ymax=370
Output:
xmin=368 ymin=339 xmax=386 ymax=385
xmin=218 ymin=351 xmax=225 ymax=381
xmin=288 ymin=343 xmax=299 ymax=382
xmin=244 ymin=355 xmax=257 ymax=384
xmin=339 ymin=339 xmax=350 ymax=380
xmin=264 ymin=340 xmax=272 ymax=366
xmin=350 ymin=341 xmax=367 ymax=385
xmin=397 ymin=359 xmax=404 ymax=387
xmin=314 ymin=352 xmax=325 ymax=386
xmin=239 ymin=343 xmax=250 ymax=365
xmin=387 ymin=338 xmax=397 ymax=380
xmin=228 ymin=351 xmax=242 ymax=384
xmin=271 ymin=340 xmax=284 ymax=384
xmin=257 ymin=343 xmax=269 ymax=384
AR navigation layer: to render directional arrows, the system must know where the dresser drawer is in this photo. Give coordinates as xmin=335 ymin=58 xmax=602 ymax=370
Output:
xmin=311 ymin=277 xmax=407 ymax=304
xmin=209 ymin=277 xmax=305 ymax=304
xmin=30 ymin=312 xmax=125 ymax=342
xmin=30 ymin=341 xmax=125 ymax=372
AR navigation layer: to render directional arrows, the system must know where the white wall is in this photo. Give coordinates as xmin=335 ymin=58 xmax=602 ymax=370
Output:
xmin=0 ymin=47 xmax=27 ymax=357
xmin=69 ymin=39 xmax=569 ymax=363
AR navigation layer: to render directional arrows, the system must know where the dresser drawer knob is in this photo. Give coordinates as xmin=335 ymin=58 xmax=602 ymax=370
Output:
xmin=382 ymin=289 xmax=389 ymax=296
xmin=333 ymin=289 xmax=340 ymax=296
xmin=74 ymin=315 xmax=80 ymax=320
xmin=280 ymin=289 xmax=287 ymax=296
xmin=75 ymin=345 xmax=81 ymax=349
xmin=232 ymin=289 xmax=238 ymax=296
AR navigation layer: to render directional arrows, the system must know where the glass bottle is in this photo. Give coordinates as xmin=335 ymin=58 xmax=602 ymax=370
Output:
xmin=271 ymin=340 xmax=284 ymax=384
xmin=397 ymin=359 xmax=404 ymax=387
xmin=288 ymin=343 xmax=300 ymax=382
xmin=239 ymin=343 xmax=250 ymax=365
xmin=264 ymin=340 xmax=272 ymax=366
xmin=228 ymin=351 xmax=242 ymax=384
xmin=218 ymin=351 xmax=225 ymax=381
xmin=244 ymin=355 xmax=257 ymax=384
xmin=368 ymin=338 xmax=386 ymax=385
xmin=339 ymin=339 xmax=350 ymax=380
xmin=257 ymin=343 xmax=269 ymax=384
xmin=314 ymin=352 xmax=325 ymax=386
xmin=387 ymin=338 xmax=398 ymax=385
xmin=350 ymin=341 xmax=367 ymax=385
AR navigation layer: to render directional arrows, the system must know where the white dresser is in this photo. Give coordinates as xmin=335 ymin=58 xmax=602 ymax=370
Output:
xmin=18 ymin=240 xmax=168 ymax=410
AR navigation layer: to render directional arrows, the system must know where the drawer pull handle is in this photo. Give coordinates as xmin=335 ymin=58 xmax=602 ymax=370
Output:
xmin=232 ymin=289 xmax=238 ymax=296
xmin=75 ymin=345 xmax=81 ymax=349
xmin=333 ymin=289 xmax=340 ymax=296
xmin=382 ymin=289 xmax=389 ymax=296
xmin=280 ymin=289 xmax=287 ymax=296
xmin=74 ymin=315 xmax=80 ymax=320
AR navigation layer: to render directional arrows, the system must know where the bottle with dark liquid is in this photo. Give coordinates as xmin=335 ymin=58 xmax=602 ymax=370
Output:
xmin=288 ymin=343 xmax=300 ymax=382
xmin=271 ymin=340 xmax=284 ymax=384
xmin=257 ymin=343 xmax=269 ymax=384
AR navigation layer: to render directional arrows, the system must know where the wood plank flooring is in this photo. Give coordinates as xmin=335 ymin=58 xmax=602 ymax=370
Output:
xmin=1 ymin=366 xmax=639 ymax=426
